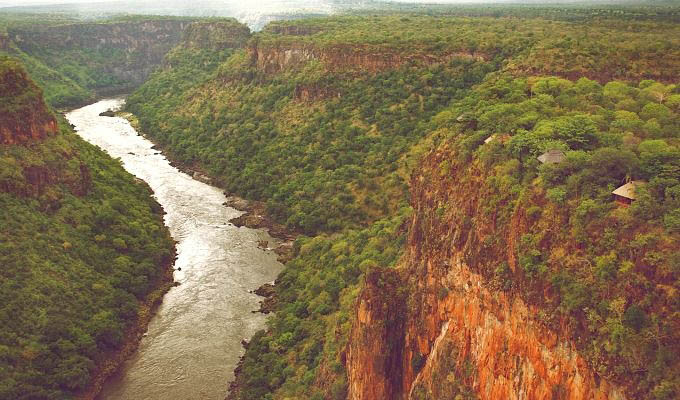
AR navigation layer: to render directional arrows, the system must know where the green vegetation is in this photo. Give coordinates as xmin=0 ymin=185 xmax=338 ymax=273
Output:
xmin=0 ymin=60 xmax=174 ymax=399
xmin=354 ymin=2 xmax=680 ymax=23
xmin=127 ymin=17 xmax=502 ymax=398
xmin=128 ymin=47 xmax=495 ymax=234
xmin=0 ymin=14 xmax=102 ymax=107
xmin=0 ymin=14 xmax=206 ymax=108
xmin=236 ymin=212 xmax=408 ymax=399
xmin=259 ymin=15 xmax=680 ymax=83
xmin=0 ymin=56 xmax=42 ymax=116
xmin=124 ymin=7 xmax=680 ymax=400
xmin=432 ymin=73 xmax=680 ymax=398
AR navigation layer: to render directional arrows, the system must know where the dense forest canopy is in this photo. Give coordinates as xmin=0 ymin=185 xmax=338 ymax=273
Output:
xmin=0 ymin=3 xmax=678 ymax=399
xmin=124 ymin=9 xmax=679 ymax=400
xmin=0 ymin=14 xmax=204 ymax=108
xmin=0 ymin=58 xmax=175 ymax=399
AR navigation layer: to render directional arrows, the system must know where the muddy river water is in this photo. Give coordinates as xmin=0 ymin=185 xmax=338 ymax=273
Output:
xmin=67 ymin=99 xmax=282 ymax=400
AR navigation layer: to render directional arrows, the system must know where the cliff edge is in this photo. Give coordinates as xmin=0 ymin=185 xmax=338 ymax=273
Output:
xmin=0 ymin=57 xmax=58 ymax=145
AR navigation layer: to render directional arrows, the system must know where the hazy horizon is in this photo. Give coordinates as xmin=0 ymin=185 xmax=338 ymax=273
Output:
xmin=0 ymin=0 xmax=346 ymax=30
xmin=0 ymin=0 xmax=670 ymax=31
xmin=0 ymin=0 xmax=657 ymax=7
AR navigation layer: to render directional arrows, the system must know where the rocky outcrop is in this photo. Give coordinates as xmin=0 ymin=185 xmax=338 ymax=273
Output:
xmin=249 ymin=41 xmax=486 ymax=75
xmin=0 ymin=58 xmax=91 ymax=199
xmin=400 ymin=258 xmax=626 ymax=400
xmin=347 ymin=149 xmax=627 ymax=400
xmin=9 ymin=20 xmax=193 ymax=87
xmin=347 ymin=268 xmax=407 ymax=400
xmin=182 ymin=20 xmax=250 ymax=50
xmin=0 ymin=58 xmax=58 ymax=145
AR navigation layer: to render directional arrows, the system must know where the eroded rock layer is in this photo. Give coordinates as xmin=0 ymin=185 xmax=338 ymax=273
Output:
xmin=347 ymin=150 xmax=628 ymax=400
xmin=0 ymin=58 xmax=57 ymax=145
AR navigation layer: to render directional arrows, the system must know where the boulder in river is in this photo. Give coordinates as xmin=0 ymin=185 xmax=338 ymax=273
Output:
xmin=99 ymin=109 xmax=116 ymax=117
xmin=192 ymin=171 xmax=213 ymax=184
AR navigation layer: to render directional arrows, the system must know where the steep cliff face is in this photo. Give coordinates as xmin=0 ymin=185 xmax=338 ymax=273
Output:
xmin=347 ymin=149 xmax=629 ymax=400
xmin=347 ymin=268 xmax=407 ymax=400
xmin=0 ymin=58 xmax=90 ymax=199
xmin=9 ymin=20 xmax=188 ymax=50
xmin=0 ymin=58 xmax=58 ymax=145
xmin=8 ymin=19 xmax=194 ymax=91
xmin=249 ymin=41 xmax=486 ymax=75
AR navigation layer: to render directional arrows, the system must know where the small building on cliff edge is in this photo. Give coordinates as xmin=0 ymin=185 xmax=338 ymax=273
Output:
xmin=612 ymin=180 xmax=645 ymax=205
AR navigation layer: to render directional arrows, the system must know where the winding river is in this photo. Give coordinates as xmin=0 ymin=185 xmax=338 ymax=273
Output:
xmin=66 ymin=99 xmax=283 ymax=400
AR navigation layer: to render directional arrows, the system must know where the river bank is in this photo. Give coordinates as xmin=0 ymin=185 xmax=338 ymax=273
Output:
xmin=69 ymin=99 xmax=284 ymax=400
xmin=115 ymin=109 xmax=298 ymax=316
xmin=108 ymin=108 xmax=301 ymax=400
xmin=117 ymin=110 xmax=297 ymax=240
xmin=77 ymin=211 xmax=177 ymax=400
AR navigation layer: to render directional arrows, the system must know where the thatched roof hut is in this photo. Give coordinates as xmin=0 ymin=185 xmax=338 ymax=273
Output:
xmin=537 ymin=149 xmax=566 ymax=164
xmin=613 ymin=181 xmax=645 ymax=205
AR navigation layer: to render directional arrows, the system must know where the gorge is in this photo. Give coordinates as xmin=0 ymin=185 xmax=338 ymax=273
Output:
xmin=1 ymin=4 xmax=679 ymax=400
xmin=66 ymin=99 xmax=283 ymax=399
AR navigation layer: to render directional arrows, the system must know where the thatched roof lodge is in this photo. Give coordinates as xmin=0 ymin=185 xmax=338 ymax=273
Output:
xmin=538 ymin=149 xmax=566 ymax=164
xmin=612 ymin=181 xmax=645 ymax=205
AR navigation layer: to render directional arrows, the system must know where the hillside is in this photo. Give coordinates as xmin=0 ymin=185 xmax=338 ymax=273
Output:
xmin=123 ymin=10 xmax=680 ymax=400
xmin=349 ymin=75 xmax=680 ymax=399
xmin=0 ymin=57 xmax=175 ymax=399
xmin=0 ymin=57 xmax=58 ymax=144
xmin=0 ymin=15 xmax=212 ymax=107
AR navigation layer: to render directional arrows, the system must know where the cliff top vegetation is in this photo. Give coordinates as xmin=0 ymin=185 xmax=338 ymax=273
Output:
xmin=125 ymin=11 xmax=680 ymax=399
xmin=257 ymin=15 xmax=680 ymax=83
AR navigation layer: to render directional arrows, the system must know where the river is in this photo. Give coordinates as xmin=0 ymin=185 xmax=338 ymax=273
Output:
xmin=66 ymin=98 xmax=283 ymax=400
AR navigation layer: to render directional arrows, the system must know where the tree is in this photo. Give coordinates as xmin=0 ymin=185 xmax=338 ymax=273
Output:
xmin=640 ymin=103 xmax=672 ymax=122
xmin=603 ymin=81 xmax=637 ymax=102
xmin=534 ymin=114 xmax=599 ymax=150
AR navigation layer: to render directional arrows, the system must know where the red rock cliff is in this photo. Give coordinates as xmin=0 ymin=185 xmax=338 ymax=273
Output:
xmin=347 ymin=148 xmax=628 ymax=400
xmin=0 ymin=58 xmax=58 ymax=145
xmin=0 ymin=58 xmax=92 ymax=199
xmin=249 ymin=40 xmax=486 ymax=75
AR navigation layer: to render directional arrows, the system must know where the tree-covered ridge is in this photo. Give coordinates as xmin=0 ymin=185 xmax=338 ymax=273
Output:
xmin=0 ymin=56 xmax=44 ymax=117
xmin=0 ymin=61 xmax=175 ymax=399
xmin=128 ymin=46 xmax=495 ymax=235
xmin=0 ymin=14 xmax=238 ymax=108
xmin=124 ymin=12 xmax=680 ymax=400
xmin=258 ymin=15 xmax=680 ymax=83
xmin=424 ymin=74 xmax=680 ymax=398
xmin=0 ymin=13 xmax=77 ymax=33
xmin=353 ymin=2 xmax=680 ymax=24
